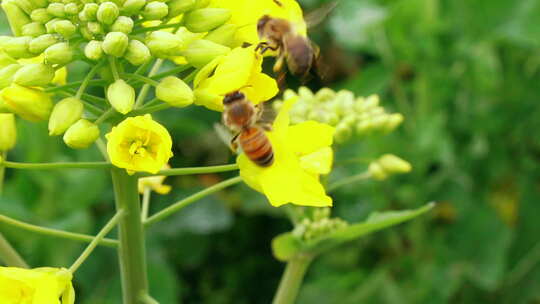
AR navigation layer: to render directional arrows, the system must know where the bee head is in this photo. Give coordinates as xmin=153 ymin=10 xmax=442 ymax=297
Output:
xmin=257 ymin=15 xmax=271 ymax=35
xmin=223 ymin=91 xmax=245 ymax=105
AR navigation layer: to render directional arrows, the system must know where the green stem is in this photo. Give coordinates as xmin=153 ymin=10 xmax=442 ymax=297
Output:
xmin=0 ymin=151 xmax=6 ymax=195
xmin=45 ymin=79 xmax=107 ymax=93
xmin=135 ymin=59 xmax=163 ymax=108
xmin=150 ymin=65 xmax=191 ymax=80
xmin=139 ymin=293 xmax=160 ymax=304
xmin=272 ymin=255 xmax=313 ymax=304
xmin=144 ymin=176 xmax=242 ymax=226
xmin=326 ymin=171 xmax=371 ymax=192
xmin=95 ymin=138 xmax=110 ymax=161
xmin=2 ymin=161 xmax=110 ymax=170
xmin=129 ymin=103 xmax=170 ymax=115
xmin=94 ymin=108 xmax=116 ymax=125
xmin=0 ymin=214 xmax=118 ymax=247
xmin=137 ymin=164 xmax=239 ymax=177
xmin=0 ymin=233 xmax=28 ymax=268
xmin=57 ymin=91 xmax=104 ymax=116
xmin=69 ymin=209 xmax=125 ymax=273
xmin=124 ymin=73 xmax=160 ymax=86
xmin=184 ymin=68 xmax=199 ymax=84
xmin=141 ymin=187 xmax=151 ymax=221
xmin=131 ymin=22 xmax=183 ymax=34
xmin=76 ymin=62 xmax=104 ymax=99
xmin=111 ymin=168 xmax=148 ymax=304
xmin=109 ymin=56 xmax=121 ymax=81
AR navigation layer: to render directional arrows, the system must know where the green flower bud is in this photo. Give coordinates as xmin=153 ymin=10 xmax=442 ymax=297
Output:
xmin=167 ymin=0 xmax=195 ymax=18
xmin=107 ymin=79 xmax=135 ymax=114
xmin=0 ymin=51 xmax=17 ymax=68
xmin=80 ymin=26 xmax=94 ymax=41
xmin=29 ymin=0 xmax=48 ymax=8
xmin=47 ymin=3 xmax=65 ymax=17
xmin=53 ymin=20 xmax=77 ymax=38
xmin=21 ymin=22 xmax=47 ymax=37
xmin=146 ymin=31 xmax=184 ymax=57
xmin=378 ymin=154 xmax=412 ymax=175
xmin=44 ymin=18 xmax=60 ymax=34
xmin=142 ymin=1 xmax=168 ymax=20
xmin=64 ymin=3 xmax=79 ymax=15
xmin=1 ymin=84 xmax=52 ymax=121
xmin=384 ymin=113 xmax=404 ymax=133
xmin=204 ymin=24 xmax=237 ymax=47
xmin=298 ymin=86 xmax=314 ymax=100
xmin=97 ymin=2 xmax=119 ymax=25
xmin=2 ymin=37 xmax=34 ymax=59
xmin=368 ymin=162 xmax=386 ymax=180
xmin=156 ymin=76 xmax=193 ymax=107
xmin=181 ymin=39 xmax=230 ymax=68
xmin=48 ymin=97 xmax=83 ymax=135
xmin=13 ymin=0 xmax=37 ymax=15
xmin=87 ymin=21 xmax=104 ymax=36
xmin=0 ymin=113 xmax=16 ymax=151
xmin=44 ymin=42 xmax=73 ymax=64
xmin=184 ymin=8 xmax=231 ymax=33
xmin=30 ymin=8 xmax=53 ymax=23
xmin=121 ymin=0 xmax=146 ymax=15
xmin=63 ymin=119 xmax=100 ymax=149
xmin=125 ymin=40 xmax=151 ymax=65
xmin=13 ymin=63 xmax=55 ymax=86
xmin=102 ymin=32 xmax=128 ymax=57
xmin=334 ymin=122 xmax=351 ymax=143
xmin=111 ymin=16 xmax=134 ymax=34
xmin=193 ymin=0 xmax=210 ymax=9
xmin=0 ymin=64 xmax=22 ymax=89
xmin=84 ymin=40 xmax=103 ymax=60
xmin=29 ymin=34 xmax=59 ymax=54
xmin=80 ymin=3 xmax=99 ymax=21
xmin=1 ymin=0 xmax=32 ymax=36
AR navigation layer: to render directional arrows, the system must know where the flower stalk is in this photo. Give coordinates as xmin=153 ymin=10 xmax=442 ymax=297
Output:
xmin=272 ymin=254 xmax=313 ymax=304
xmin=0 ymin=233 xmax=28 ymax=268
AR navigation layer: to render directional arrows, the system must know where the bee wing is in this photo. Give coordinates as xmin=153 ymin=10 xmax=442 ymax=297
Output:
xmin=256 ymin=102 xmax=277 ymax=128
xmin=214 ymin=123 xmax=237 ymax=152
xmin=305 ymin=1 xmax=339 ymax=29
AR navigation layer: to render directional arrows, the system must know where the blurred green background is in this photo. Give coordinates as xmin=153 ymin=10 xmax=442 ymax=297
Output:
xmin=2 ymin=0 xmax=540 ymax=303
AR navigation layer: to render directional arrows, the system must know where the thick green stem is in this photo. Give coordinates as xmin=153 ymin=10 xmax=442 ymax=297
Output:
xmin=137 ymin=163 xmax=239 ymax=177
xmin=327 ymin=171 xmax=371 ymax=192
xmin=76 ymin=62 xmax=104 ymax=99
xmin=272 ymin=255 xmax=313 ymax=304
xmin=2 ymin=161 xmax=110 ymax=170
xmin=135 ymin=59 xmax=163 ymax=108
xmin=0 ymin=233 xmax=28 ymax=268
xmin=111 ymin=168 xmax=148 ymax=304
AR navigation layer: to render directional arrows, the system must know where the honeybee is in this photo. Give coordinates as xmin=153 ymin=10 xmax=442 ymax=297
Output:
xmin=222 ymin=91 xmax=274 ymax=167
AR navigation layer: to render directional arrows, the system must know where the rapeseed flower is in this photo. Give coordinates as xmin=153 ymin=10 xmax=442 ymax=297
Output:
xmin=194 ymin=46 xmax=278 ymax=111
xmin=106 ymin=115 xmax=173 ymax=174
xmin=138 ymin=165 xmax=172 ymax=194
xmin=0 ymin=266 xmax=75 ymax=304
xmin=238 ymin=97 xmax=334 ymax=207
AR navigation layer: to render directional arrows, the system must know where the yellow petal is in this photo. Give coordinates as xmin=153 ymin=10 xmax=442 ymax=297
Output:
xmin=286 ymin=120 xmax=334 ymax=155
xmin=300 ymin=147 xmax=333 ymax=175
xmin=243 ymin=72 xmax=278 ymax=104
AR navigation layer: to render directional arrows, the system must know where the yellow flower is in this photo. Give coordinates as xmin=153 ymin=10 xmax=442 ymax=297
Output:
xmin=194 ymin=46 xmax=278 ymax=111
xmin=138 ymin=164 xmax=172 ymax=194
xmin=0 ymin=266 xmax=75 ymax=304
xmin=106 ymin=115 xmax=173 ymax=174
xmin=238 ymin=97 xmax=334 ymax=207
xmin=210 ymin=0 xmax=307 ymax=46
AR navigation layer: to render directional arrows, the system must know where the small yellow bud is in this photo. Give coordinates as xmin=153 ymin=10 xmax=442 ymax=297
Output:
xmin=125 ymin=40 xmax=151 ymax=65
xmin=47 ymin=3 xmax=65 ymax=17
xmin=205 ymin=24 xmax=237 ymax=47
xmin=156 ymin=76 xmax=193 ymax=107
xmin=368 ymin=162 xmax=387 ymax=181
xmin=146 ymin=31 xmax=184 ymax=57
xmin=86 ymin=22 xmax=104 ymax=36
xmin=21 ymin=22 xmax=47 ymax=37
xmin=64 ymin=3 xmax=79 ymax=15
xmin=2 ymin=37 xmax=34 ymax=59
xmin=384 ymin=113 xmax=404 ymax=133
xmin=107 ymin=79 xmax=135 ymax=114
xmin=48 ymin=97 xmax=84 ymax=135
xmin=122 ymin=0 xmax=146 ymax=15
xmin=1 ymin=84 xmax=52 ymax=122
xmin=44 ymin=18 xmax=60 ymax=34
xmin=63 ymin=119 xmax=100 ymax=149
xmin=44 ymin=42 xmax=73 ymax=64
xmin=378 ymin=154 xmax=412 ymax=174
xmin=30 ymin=8 xmax=53 ymax=23
xmin=0 ymin=51 xmax=17 ymax=68
xmin=0 ymin=113 xmax=16 ymax=151
xmin=102 ymin=32 xmax=128 ymax=57
xmin=29 ymin=34 xmax=59 ymax=54
xmin=97 ymin=2 xmax=120 ymax=25
xmin=13 ymin=63 xmax=55 ymax=86
xmin=111 ymin=16 xmax=134 ymax=34
xmin=80 ymin=3 xmax=99 ymax=21
xmin=167 ymin=0 xmax=196 ymax=18
xmin=182 ymin=39 xmax=230 ymax=68
xmin=84 ymin=40 xmax=103 ymax=61
xmin=0 ymin=64 xmax=22 ymax=89
xmin=53 ymin=20 xmax=76 ymax=38
xmin=184 ymin=8 xmax=231 ymax=33
xmin=1 ymin=0 xmax=32 ymax=36
xmin=142 ymin=1 xmax=168 ymax=20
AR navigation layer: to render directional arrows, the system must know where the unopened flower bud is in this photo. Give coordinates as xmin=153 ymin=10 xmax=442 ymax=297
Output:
xmin=1 ymin=1 xmax=32 ymax=36
xmin=182 ymin=39 xmax=229 ymax=68
xmin=45 ymin=18 xmax=60 ymax=34
xmin=111 ymin=16 xmax=134 ymax=34
xmin=156 ymin=76 xmax=193 ymax=107
xmin=47 ymin=3 xmax=65 ymax=17
xmin=0 ymin=113 xmax=16 ymax=151
xmin=63 ymin=119 xmax=100 ymax=149
xmin=2 ymin=37 xmax=34 ymax=59
xmin=30 ymin=8 xmax=53 ymax=23
xmin=14 ymin=0 xmax=37 ymax=15
xmin=97 ymin=2 xmax=119 ymax=25
xmin=142 ymin=1 xmax=168 ymax=20
xmin=29 ymin=34 xmax=59 ymax=54
xmin=193 ymin=0 xmax=210 ymax=9
xmin=0 ymin=51 xmax=17 ymax=68
xmin=204 ymin=24 xmax=237 ymax=47
xmin=146 ymin=31 xmax=184 ymax=57
xmin=48 ymin=97 xmax=83 ymax=135
xmin=44 ymin=42 xmax=73 ymax=64
xmin=80 ymin=26 xmax=94 ymax=41
xmin=13 ymin=63 xmax=55 ymax=86
xmin=84 ymin=40 xmax=103 ymax=60
xmin=53 ymin=20 xmax=77 ymax=38
xmin=64 ymin=3 xmax=79 ymax=15
xmin=86 ymin=22 xmax=104 ymax=36
xmin=21 ymin=22 xmax=46 ymax=37
xmin=0 ymin=64 xmax=22 ymax=89
xmin=102 ymin=32 xmax=128 ymax=57
xmin=334 ymin=122 xmax=351 ymax=143
xmin=121 ymin=0 xmax=146 ymax=15
xmin=125 ymin=40 xmax=150 ymax=65
xmin=80 ymin=3 xmax=99 ymax=21
xmin=368 ymin=162 xmax=386 ymax=180
xmin=384 ymin=113 xmax=404 ymax=132
xmin=107 ymin=79 xmax=135 ymax=114
xmin=184 ymin=8 xmax=231 ymax=33
xmin=1 ymin=84 xmax=52 ymax=121
xmin=167 ymin=0 xmax=195 ymax=18
xmin=378 ymin=154 xmax=412 ymax=174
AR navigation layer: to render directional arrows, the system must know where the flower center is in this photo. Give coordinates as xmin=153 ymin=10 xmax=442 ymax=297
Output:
xmin=129 ymin=140 xmax=148 ymax=157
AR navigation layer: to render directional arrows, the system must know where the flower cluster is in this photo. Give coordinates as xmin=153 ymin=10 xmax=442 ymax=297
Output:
xmin=292 ymin=208 xmax=348 ymax=242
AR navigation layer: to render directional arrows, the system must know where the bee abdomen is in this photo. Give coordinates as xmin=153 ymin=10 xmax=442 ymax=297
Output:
xmin=240 ymin=127 xmax=274 ymax=167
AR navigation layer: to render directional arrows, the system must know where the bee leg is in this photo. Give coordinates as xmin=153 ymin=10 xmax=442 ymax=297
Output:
xmin=273 ymin=0 xmax=283 ymax=6
xmin=230 ymin=133 xmax=239 ymax=153
xmin=261 ymin=123 xmax=273 ymax=132
xmin=273 ymin=53 xmax=285 ymax=73
xmin=255 ymin=42 xmax=268 ymax=53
